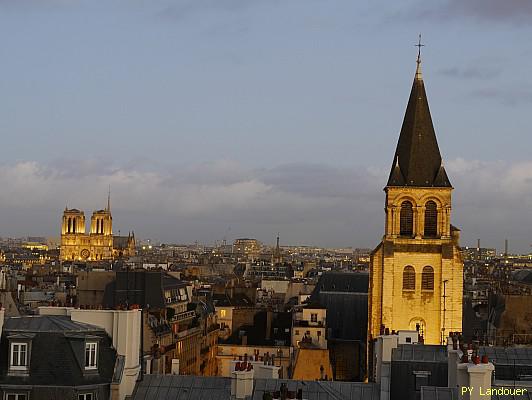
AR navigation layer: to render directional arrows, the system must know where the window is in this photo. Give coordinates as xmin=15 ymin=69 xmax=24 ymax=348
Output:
xmin=10 ymin=343 xmax=28 ymax=370
xmin=85 ymin=342 xmax=97 ymax=369
xmin=424 ymin=201 xmax=438 ymax=237
xmin=220 ymin=309 xmax=226 ymax=318
xmin=421 ymin=266 xmax=434 ymax=291
xmin=79 ymin=394 xmax=93 ymax=400
xmin=295 ymin=330 xmax=299 ymax=335
xmin=310 ymin=313 xmax=317 ymax=323
xmin=402 ymin=266 xmax=415 ymax=291
xmin=400 ymin=201 xmax=414 ymax=236
xmin=6 ymin=394 xmax=27 ymax=400
xmin=414 ymin=371 xmax=431 ymax=391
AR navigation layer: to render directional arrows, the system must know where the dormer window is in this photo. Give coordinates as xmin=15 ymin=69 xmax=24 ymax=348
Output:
xmin=85 ymin=342 xmax=98 ymax=369
xmin=10 ymin=342 xmax=28 ymax=370
xmin=5 ymin=394 xmax=28 ymax=400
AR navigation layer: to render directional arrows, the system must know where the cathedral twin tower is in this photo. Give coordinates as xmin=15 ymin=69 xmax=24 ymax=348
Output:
xmin=368 ymin=52 xmax=463 ymax=345
xmin=60 ymin=196 xmax=135 ymax=261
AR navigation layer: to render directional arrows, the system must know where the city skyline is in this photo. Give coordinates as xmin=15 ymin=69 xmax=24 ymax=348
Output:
xmin=1 ymin=1 xmax=531 ymax=252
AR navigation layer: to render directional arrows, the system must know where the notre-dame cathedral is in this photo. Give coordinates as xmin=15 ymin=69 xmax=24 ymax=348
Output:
xmin=60 ymin=197 xmax=135 ymax=261
xmin=368 ymin=52 xmax=463 ymax=345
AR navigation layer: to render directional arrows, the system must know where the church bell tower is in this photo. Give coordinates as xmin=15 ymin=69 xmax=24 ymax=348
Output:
xmin=368 ymin=43 xmax=463 ymax=345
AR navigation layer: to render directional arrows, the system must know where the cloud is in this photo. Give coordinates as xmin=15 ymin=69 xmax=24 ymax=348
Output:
xmin=1 ymin=158 xmax=531 ymax=251
xmin=157 ymin=0 xmax=277 ymax=22
xmin=471 ymin=86 xmax=532 ymax=106
xmin=413 ymin=0 xmax=532 ymax=24
xmin=439 ymin=66 xmax=501 ymax=80
xmin=0 ymin=159 xmax=384 ymax=245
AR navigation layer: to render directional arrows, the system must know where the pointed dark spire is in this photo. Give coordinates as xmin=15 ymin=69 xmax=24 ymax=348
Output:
xmin=387 ymin=42 xmax=451 ymax=188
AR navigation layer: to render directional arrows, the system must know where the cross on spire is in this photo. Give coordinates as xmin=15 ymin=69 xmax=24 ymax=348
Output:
xmin=414 ymin=34 xmax=424 ymax=80
xmin=415 ymin=34 xmax=424 ymax=64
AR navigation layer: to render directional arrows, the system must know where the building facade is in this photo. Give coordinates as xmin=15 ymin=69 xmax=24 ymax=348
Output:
xmin=60 ymin=202 xmax=135 ymax=261
xmin=368 ymin=55 xmax=463 ymax=346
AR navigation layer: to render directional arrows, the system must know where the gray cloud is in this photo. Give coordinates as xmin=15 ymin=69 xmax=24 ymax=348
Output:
xmin=413 ymin=0 xmax=532 ymax=24
xmin=1 ymin=158 xmax=531 ymax=251
xmin=471 ymin=85 xmax=532 ymax=106
xmin=157 ymin=0 xmax=279 ymax=22
xmin=439 ymin=66 xmax=501 ymax=80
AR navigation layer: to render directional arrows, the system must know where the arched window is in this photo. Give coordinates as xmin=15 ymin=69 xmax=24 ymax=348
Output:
xmin=67 ymin=218 xmax=71 ymax=233
xmin=424 ymin=201 xmax=438 ymax=237
xmin=403 ymin=266 xmax=415 ymax=291
xmin=421 ymin=266 xmax=434 ymax=291
xmin=400 ymin=201 xmax=414 ymax=236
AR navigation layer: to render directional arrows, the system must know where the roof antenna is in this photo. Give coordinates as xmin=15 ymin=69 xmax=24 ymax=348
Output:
xmin=415 ymin=34 xmax=424 ymax=80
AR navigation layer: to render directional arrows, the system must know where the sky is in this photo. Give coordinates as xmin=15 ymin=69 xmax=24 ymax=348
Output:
xmin=1 ymin=0 xmax=531 ymax=252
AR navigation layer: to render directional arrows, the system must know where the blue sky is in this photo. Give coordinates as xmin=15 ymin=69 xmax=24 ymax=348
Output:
xmin=1 ymin=0 xmax=531 ymax=252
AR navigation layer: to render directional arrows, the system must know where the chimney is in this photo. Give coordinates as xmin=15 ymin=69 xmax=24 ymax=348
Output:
xmin=231 ymin=361 xmax=254 ymax=399
xmin=453 ymin=341 xmax=495 ymax=400
xmin=373 ymin=333 xmax=399 ymax=400
xmin=171 ymin=359 xmax=179 ymax=375
xmin=447 ymin=333 xmax=461 ymax=389
xmin=464 ymin=362 xmax=494 ymax=400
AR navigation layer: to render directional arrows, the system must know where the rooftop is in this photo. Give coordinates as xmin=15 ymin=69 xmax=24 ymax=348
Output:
xmin=131 ymin=374 xmax=381 ymax=400
xmin=3 ymin=315 xmax=105 ymax=333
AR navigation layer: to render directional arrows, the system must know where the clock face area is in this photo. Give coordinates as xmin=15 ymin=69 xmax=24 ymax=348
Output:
xmin=81 ymin=249 xmax=90 ymax=259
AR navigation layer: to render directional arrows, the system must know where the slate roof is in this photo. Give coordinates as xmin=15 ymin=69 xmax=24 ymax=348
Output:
xmin=4 ymin=315 xmax=101 ymax=333
xmin=479 ymin=346 xmax=532 ymax=381
xmin=313 ymin=272 xmax=369 ymax=294
xmin=132 ymin=375 xmax=230 ymax=400
xmin=252 ymin=379 xmax=380 ymax=400
xmin=491 ymin=387 xmax=532 ymax=400
xmin=309 ymin=272 xmax=368 ymax=341
xmin=0 ymin=315 xmax=116 ymax=387
xmin=392 ymin=344 xmax=448 ymax=362
xmin=387 ymin=60 xmax=451 ymax=188
xmin=113 ymin=235 xmax=131 ymax=249
xmin=103 ymin=270 xmax=187 ymax=309
xmin=421 ymin=387 xmax=458 ymax=400
xmin=131 ymin=375 xmax=381 ymax=400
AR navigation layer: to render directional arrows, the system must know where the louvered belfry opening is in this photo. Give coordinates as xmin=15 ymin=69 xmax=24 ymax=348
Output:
xmin=403 ymin=266 xmax=415 ymax=290
xmin=421 ymin=266 xmax=434 ymax=291
xmin=400 ymin=201 xmax=414 ymax=236
xmin=424 ymin=201 xmax=438 ymax=237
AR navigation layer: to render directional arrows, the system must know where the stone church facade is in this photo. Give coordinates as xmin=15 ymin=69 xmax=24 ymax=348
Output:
xmin=60 ymin=199 xmax=135 ymax=261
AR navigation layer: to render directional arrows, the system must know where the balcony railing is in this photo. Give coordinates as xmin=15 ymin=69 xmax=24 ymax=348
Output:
xmin=293 ymin=320 xmax=324 ymax=327
xmin=171 ymin=310 xmax=196 ymax=322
